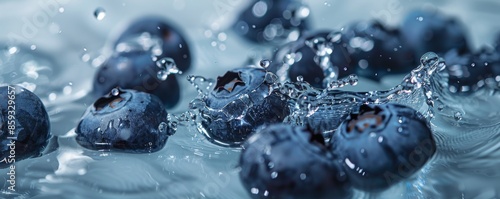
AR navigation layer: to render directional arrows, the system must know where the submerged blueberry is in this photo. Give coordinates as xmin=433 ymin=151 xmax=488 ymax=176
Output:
xmin=233 ymin=0 xmax=311 ymax=45
xmin=270 ymin=31 xmax=354 ymax=88
xmin=330 ymin=103 xmax=436 ymax=192
xmin=0 ymin=85 xmax=51 ymax=168
xmin=76 ymin=88 xmax=174 ymax=153
xmin=92 ymin=50 xmax=180 ymax=108
xmin=239 ymin=124 xmax=352 ymax=199
xmin=400 ymin=9 xmax=470 ymax=58
xmin=114 ymin=16 xmax=192 ymax=72
xmin=342 ymin=21 xmax=417 ymax=81
xmin=200 ymin=67 xmax=289 ymax=147
xmin=444 ymin=47 xmax=500 ymax=93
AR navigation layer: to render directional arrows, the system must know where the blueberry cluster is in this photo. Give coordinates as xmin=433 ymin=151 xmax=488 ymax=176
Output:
xmin=93 ymin=16 xmax=192 ymax=108
xmin=239 ymin=103 xmax=436 ymax=198
xmin=267 ymin=9 xmax=472 ymax=88
xmin=77 ymin=17 xmax=192 ymax=153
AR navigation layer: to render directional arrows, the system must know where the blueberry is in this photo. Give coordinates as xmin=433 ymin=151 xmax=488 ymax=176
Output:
xmin=233 ymin=0 xmax=311 ymax=45
xmin=92 ymin=50 xmax=180 ymax=108
xmin=114 ymin=16 xmax=192 ymax=72
xmin=270 ymin=31 xmax=354 ymax=88
xmin=0 ymin=85 xmax=51 ymax=168
xmin=495 ymin=33 xmax=500 ymax=52
xmin=239 ymin=124 xmax=352 ymax=199
xmin=330 ymin=103 xmax=436 ymax=191
xmin=76 ymin=88 xmax=174 ymax=153
xmin=200 ymin=67 xmax=289 ymax=147
xmin=400 ymin=9 xmax=470 ymax=58
xmin=341 ymin=21 xmax=417 ymax=81
xmin=444 ymin=47 xmax=500 ymax=93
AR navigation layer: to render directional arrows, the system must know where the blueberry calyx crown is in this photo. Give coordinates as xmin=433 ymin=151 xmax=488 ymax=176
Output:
xmin=93 ymin=88 xmax=130 ymax=113
xmin=346 ymin=104 xmax=388 ymax=135
xmin=214 ymin=71 xmax=246 ymax=93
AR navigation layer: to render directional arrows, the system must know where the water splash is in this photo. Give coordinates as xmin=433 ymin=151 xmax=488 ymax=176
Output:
xmin=156 ymin=57 xmax=182 ymax=81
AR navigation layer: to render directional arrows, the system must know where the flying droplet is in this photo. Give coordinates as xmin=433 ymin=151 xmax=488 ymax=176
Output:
xmin=94 ymin=7 xmax=106 ymax=21
xmin=296 ymin=76 xmax=304 ymax=82
xmin=111 ymin=88 xmax=120 ymax=96
xmin=158 ymin=122 xmax=168 ymax=133
xmin=259 ymin=59 xmax=271 ymax=69
xmin=454 ymin=112 xmax=463 ymax=121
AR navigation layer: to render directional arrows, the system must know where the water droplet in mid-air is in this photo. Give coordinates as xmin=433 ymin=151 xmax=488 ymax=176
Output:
xmin=111 ymin=88 xmax=119 ymax=96
xmin=454 ymin=112 xmax=463 ymax=121
xmin=259 ymin=59 xmax=271 ymax=69
xmin=94 ymin=7 xmax=106 ymax=21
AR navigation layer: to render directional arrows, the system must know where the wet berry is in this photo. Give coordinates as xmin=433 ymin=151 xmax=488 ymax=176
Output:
xmin=240 ymin=124 xmax=352 ymax=199
xmin=330 ymin=103 xmax=436 ymax=191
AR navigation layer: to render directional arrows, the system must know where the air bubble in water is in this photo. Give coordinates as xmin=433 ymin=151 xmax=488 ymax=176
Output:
xmin=94 ymin=7 xmax=106 ymax=21
xmin=156 ymin=57 xmax=182 ymax=81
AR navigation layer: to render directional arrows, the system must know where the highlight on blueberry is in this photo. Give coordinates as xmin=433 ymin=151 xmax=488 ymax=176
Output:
xmin=330 ymin=103 xmax=436 ymax=192
xmin=92 ymin=50 xmax=181 ymax=108
xmin=444 ymin=47 xmax=500 ymax=94
xmin=0 ymin=85 xmax=51 ymax=168
xmin=76 ymin=88 xmax=174 ymax=153
xmin=341 ymin=20 xmax=417 ymax=81
xmin=400 ymin=9 xmax=470 ymax=58
xmin=239 ymin=124 xmax=352 ymax=199
xmin=113 ymin=16 xmax=192 ymax=72
xmin=199 ymin=67 xmax=290 ymax=147
xmin=232 ymin=0 xmax=311 ymax=45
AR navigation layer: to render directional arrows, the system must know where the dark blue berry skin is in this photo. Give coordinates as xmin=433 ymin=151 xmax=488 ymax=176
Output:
xmin=114 ymin=16 xmax=192 ymax=72
xmin=233 ymin=0 xmax=310 ymax=45
xmin=92 ymin=50 xmax=180 ymax=108
xmin=0 ymin=85 xmax=51 ymax=168
xmin=239 ymin=124 xmax=352 ymax=199
xmin=342 ymin=21 xmax=417 ymax=81
xmin=444 ymin=48 xmax=500 ymax=93
xmin=200 ymin=67 xmax=290 ymax=147
xmin=330 ymin=103 xmax=436 ymax=192
xmin=496 ymin=34 xmax=500 ymax=52
xmin=400 ymin=9 xmax=470 ymax=58
xmin=270 ymin=31 xmax=354 ymax=88
xmin=76 ymin=88 xmax=174 ymax=153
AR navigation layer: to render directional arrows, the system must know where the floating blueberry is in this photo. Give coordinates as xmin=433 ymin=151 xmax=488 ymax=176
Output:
xmin=444 ymin=47 xmax=500 ymax=93
xmin=270 ymin=31 xmax=354 ymax=88
xmin=233 ymin=0 xmax=311 ymax=45
xmin=200 ymin=67 xmax=289 ymax=147
xmin=400 ymin=9 xmax=470 ymax=58
xmin=114 ymin=16 xmax=192 ymax=72
xmin=0 ymin=85 xmax=51 ymax=168
xmin=92 ymin=50 xmax=180 ymax=108
xmin=239 ymin=124 xmax=352 ymax=199
xmin=76 ymin=88 xmax=174 ymax=153
xmin=342 ymin=21 xmax=416 ymax=81
xmin=330 ymin=103 xmax=436 ymax=191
